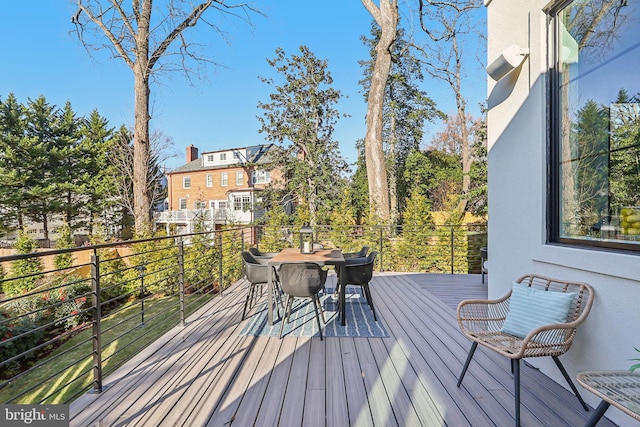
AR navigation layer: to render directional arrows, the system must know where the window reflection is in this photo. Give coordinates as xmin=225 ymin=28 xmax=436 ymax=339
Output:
xmin=556 ymin=0 xmax=640 ymax=246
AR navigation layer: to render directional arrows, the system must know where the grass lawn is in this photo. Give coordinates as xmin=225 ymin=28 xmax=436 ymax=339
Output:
xmin=0 ymin=292 xmax=213 ymax=404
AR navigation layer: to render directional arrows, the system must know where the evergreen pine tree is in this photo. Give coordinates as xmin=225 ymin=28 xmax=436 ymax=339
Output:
xmin=54 ymin=224 xmax=74 ymax=270
xmin=258 ymin=205 xmax=293 ymax=252
xmin=328 ymin=189 xmax=359 ymax=252
xmin=395 ymin=191 xmax=435 ymax=271
xmin=257 ymin=46 xmax=349 ymax=226
xmin=6 ymin=230 xmax=43 ymax=297
xmin=0 ymin=94 xmax=28 ymax=232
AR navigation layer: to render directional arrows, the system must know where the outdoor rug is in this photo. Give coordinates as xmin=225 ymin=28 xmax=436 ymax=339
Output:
xmin=239 ymin=288 xmax=389 ymax=338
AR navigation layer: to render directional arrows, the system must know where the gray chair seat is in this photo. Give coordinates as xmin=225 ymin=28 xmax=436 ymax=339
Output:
xmin=277 ymin=262 xmax=327 ymax=340
xmin=342 ymin=251 xmax=378 ymax=321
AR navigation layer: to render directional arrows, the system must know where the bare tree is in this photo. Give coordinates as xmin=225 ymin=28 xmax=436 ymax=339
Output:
xmin=109 ymin=127 xmax=174 ymax=223
xmin=417 ymin=0 xmax=483 ymax=212
xmin=71 ymin=0 xmax=257 ymax=235
xmin=361 ymin=0 xmax=398 ymax=223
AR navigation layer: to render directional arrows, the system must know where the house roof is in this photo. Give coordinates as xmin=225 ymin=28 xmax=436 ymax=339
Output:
xmin=168 ymin=144 xmax=275 ymax=174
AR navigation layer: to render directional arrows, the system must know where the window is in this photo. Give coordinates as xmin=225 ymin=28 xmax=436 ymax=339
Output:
xmin=179 ymin=198 xmax=187 ymax=210
xmin=233 ymin=194 xmax=251 ymax=211
xmin=221 ymin=172 xmax=228 ymax=186
xmin=206 ymin=174 xmax=213 ymax=187
xmin=182 ymin=176 xmax=191 ymax=189
xmin=206 ymin=154 xmax=214 ymax=162
xmin=233 ymin=151 xmax=240 ymax=159
xmin=236 ymin=171 xmax=244 ymax=186
xmin=194 ymin=201 xmax=206 ymax=209
xmin=220 ymin=153 xmax=226 ymax=161
xmin=550 ymin=1 xmax=640 ymax=251
xmin=219 ymin=201 xmax=227 ymax=209
xmin=252 ymin=170 xmax=271 ymax=184
xmin=209 ymin=201 xmax=216 ymax=208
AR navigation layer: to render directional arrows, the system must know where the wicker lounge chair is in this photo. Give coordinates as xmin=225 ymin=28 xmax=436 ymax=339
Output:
xmin=456 ymin=274 xmax=595 ymax=426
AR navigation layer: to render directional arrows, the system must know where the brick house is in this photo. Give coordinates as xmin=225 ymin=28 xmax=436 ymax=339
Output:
xmin=155 ymin=144 xmax=280 ymax=233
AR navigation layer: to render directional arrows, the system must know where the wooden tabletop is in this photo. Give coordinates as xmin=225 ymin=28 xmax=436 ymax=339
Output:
xmin=269 ymin=248 xmax=345 ymax=265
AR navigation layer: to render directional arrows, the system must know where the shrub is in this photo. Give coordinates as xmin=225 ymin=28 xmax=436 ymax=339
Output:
xmin=0 ymin=310 xmax=45 ymax=376
xmin=129 ymin=233 xmax=180 ymax=296
xmin=183 ymin=231 xmax=218 ymax=293
xmin=97 ymin=248 xmax=127 ymax=303
xmin=5 ymin=231 xmax=43 ymax=297
xmin=0 ymin=264 xmax=6 ymax=294
xmin=3 ymin=275 xmax=91 ymax=331
xmin=54 ymin=224 xmax=74 ymax=270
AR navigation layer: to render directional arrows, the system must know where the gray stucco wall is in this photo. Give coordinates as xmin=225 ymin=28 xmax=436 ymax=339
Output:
xmin=486 ymin=2 xmax=640 ymax=426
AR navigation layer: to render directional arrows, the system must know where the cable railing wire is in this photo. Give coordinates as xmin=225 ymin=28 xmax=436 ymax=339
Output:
xmin=0 ymin=222 xmax=485 ymax=403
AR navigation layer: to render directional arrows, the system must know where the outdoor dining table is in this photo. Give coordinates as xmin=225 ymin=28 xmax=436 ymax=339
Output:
xmin=267 ymin=248 xmax=346 ymax=326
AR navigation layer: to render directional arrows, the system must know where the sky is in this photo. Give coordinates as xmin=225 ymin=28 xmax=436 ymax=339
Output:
xmin=0 ymin=1 xmax=486 ymax=171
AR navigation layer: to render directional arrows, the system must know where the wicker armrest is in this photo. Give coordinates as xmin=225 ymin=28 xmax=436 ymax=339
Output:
xmin=457 ymin=297 xmax=510 ymax=335
xmin=518 ymin=324 xmax=577 ymax=357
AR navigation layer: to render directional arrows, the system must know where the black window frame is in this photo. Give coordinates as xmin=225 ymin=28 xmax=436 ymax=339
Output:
xmin=546 ymin=0 xmax=640 ymax=254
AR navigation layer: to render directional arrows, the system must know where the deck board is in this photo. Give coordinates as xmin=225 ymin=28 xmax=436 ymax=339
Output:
xmin=279 ymin=337 xmax=310 ymax=427
xmin=70 ymin=273 xmax=617 ymax=427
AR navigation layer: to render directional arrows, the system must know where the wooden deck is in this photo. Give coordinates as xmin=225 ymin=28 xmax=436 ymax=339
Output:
xmin=70 ymin=273 xmax=616 ymax=426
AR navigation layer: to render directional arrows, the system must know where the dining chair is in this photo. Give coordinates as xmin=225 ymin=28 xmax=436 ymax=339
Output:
xmin=343 ymin=245 xmax=370 ymax=259
xmin=480 ymin=247 xmax=488 ymax=283
xmin=342 ymin=251 xmax=378 ymax=320
xmin=277 ymin=262 xmax=327 ymax=340
xmin=240 ymin=251 xmax=271 ymax=320
xmin=247 ymin=247 xmax=279 ymax=265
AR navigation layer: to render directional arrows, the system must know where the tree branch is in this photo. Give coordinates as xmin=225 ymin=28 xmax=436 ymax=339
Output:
xmin=73 ymin=1 xmax=136 ymax=69
xmin=361 ymin=0 xmax=382 ymax=26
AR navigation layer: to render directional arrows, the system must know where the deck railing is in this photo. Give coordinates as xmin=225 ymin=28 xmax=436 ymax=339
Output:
xmin=0 ymin=222 xmax=486 ymax=404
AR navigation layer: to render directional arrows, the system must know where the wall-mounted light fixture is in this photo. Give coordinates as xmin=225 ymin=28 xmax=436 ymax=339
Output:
xmin=486 ymin=45 xmax=530 ymax=81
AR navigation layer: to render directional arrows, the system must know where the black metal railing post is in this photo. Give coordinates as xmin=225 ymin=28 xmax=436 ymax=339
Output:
xmin=90 ymin=251 xmax=103 ymax=393
xmin=379 ymin=225 xmax=384 ymax=272
xmin=178 ymin=239 xmax=185 ymax=326
xmin=217 ymin=232 xmax=224 ymax=296
xmin=137 ymin=265 xmax=146 ymax=325
xmin=450 ymin=227 xmax=455 ymax=275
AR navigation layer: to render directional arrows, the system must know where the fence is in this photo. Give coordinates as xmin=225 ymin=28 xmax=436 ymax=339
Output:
xmin=0 ymin=222 xmax=486 ymax=404
xmin=254 ymin=223 xmax=488 ymax=274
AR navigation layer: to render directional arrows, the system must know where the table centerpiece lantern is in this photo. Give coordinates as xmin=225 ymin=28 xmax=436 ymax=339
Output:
xmin=299 ymin=222 xmax=314 ymax=254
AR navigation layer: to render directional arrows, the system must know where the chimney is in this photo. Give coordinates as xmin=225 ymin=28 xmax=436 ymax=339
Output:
xmin=186 ymin=145 xmax=199 ymax=163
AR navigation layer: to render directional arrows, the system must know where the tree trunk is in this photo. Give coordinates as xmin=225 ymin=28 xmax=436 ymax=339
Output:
xmin=42 ymin=213 xmax=49 ymax=241
xmin=453 ymin=34 xmax=470 ymax=213
xmin=389 ymin=113 xmax=398 ymax=228
xmin=133 ymin=4 xmax=152 ymax=236
xmin=362 ymin=0 xmax=398 ymax=223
